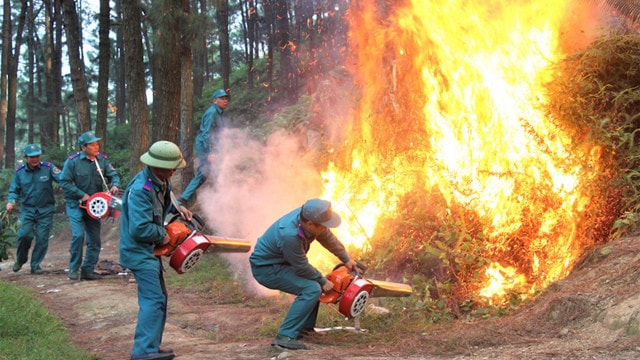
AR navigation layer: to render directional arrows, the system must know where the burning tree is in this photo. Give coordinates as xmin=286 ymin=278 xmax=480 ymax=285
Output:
xmin=303 ymin=0 xmax=630 ymax=314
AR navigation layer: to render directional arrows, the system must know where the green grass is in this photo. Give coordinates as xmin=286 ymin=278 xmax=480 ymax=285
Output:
xmin=0 ymin=281 xmax=98 ymax=360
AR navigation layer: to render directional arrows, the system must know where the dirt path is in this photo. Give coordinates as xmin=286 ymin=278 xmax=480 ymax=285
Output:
xmin=2 ymin=224 xmax=640 ymax=359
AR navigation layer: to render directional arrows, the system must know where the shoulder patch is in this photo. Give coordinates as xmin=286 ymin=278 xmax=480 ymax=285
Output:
xmin=14 ymin=164 xmax=25 ymax=172
xmin=98 ymin=153 xmax=109 ymax=159
xmin=68 ymin=152 xmax=81 ymax=160
xmin=52 ymin=166 xmax=61 ymax=175
xmin=41 ymin=161 xmax=52 ymax=167
xmin=143 ymin=178 xmax=153 ymax=191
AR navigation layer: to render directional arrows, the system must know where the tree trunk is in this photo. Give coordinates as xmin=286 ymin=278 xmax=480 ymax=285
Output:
xmin=215 ymin=0 xmax=230 ymax=91
xmin=95 ymin=0 xmax=111 ymax=146
xmin=262 ymin=0 xmax=275 ymax=87
xmin=149 ymin=0 xmax=181 ymax=144
xmin=122 ymin=0 xmax=149 ymax=176
xmin=179 ymin=0 xmax=194 ymax=193
xmin=6 ymin=0 xmax=28 ymax=168
xmin=245 ymin=0 xmax=256 ymax=88
xmin=0 ymin=0 xmax=11 ymax=169
xmin=27 ymin=0 xmax=35 ymax=143
xmin=275 ymin=0 xmax=293 ymax=101
xmin=61 ymin=0 xmax=91 ymax=134
xmin=43 ymin=0 xmax=63 ymax=149
xmin=114 ymin=0 xmax=127 ymax=126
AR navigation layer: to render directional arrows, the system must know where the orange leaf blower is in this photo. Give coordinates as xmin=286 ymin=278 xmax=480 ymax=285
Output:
xmin=154 ymin=214 xmax=252 ymax=274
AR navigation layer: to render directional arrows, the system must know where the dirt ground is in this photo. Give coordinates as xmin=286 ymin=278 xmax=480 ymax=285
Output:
xmin=3 ymin=223 xmax=640 ymax=360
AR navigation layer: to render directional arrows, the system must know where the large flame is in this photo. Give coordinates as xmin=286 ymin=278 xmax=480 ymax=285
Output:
xmin=314 ymin=0 xmax=605 ymax=303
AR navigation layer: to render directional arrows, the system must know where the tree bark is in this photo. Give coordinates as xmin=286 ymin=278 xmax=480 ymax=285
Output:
xmin=5 ymin=0 xmax=28 ymax=168
xmin=0 ymin=0 xmax=11 ymax=169
xmin=122 ymin=0 xmax=150 ymax=176
xmin=275 ymin=0 xmax=292 ymax=101
xmin=114 ymin=0 xmax=127 ymax=126
xmin=43 ymin=0 xmax=63 ymax=149
xmin=61 ymin=0 xmax=91 ymax=134
xmin=95 ymin=0 xmax=111 ymax=146
xmin=149 ymin=0 xmax=181 ymax=144
xmin=215 ymin=0 xmax=230 ymax=91
xmin=179 ymin=0 xmax=194 ymax=193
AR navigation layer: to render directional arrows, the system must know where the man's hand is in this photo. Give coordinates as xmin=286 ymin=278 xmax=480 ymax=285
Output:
xmin=6 ymin=203 xmax=14 ymax=212
xmin=322 ymin=280 xmax=335 ymax=292
xmin=177 ymin=205 xmax=192 ymax=221
xmin=109 ymin=186 xmax=118 ymax=195
xmin=345 ymin=259 xmax=359 ymax=272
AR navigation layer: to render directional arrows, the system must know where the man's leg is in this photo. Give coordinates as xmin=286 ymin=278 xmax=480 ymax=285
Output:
xmin=180 ymin=167 xmax=207 ymax=203
xmin=30 ymin=211 xmax=54 ymax=271
xmin=82 ymin=215 xmax=102 ymax=274
xmin=131 ymin=261 xmax=168 ymax=357
xmin=253 ymin=264 xmax=321 ymax=339
xmin=13 ymin=211 xmax=35 ymax=271
xmin=66 ymin=205 xmax=85 ymax=278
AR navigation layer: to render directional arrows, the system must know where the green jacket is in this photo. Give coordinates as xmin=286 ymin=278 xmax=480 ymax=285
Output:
xmin=195 ymin=103 xmax=224 ymax=157
xmin=8 ymin=161 xmax=61 ymax=213
xmin=119 ymin=167 xmax=178 ymax=270
xmin=59 ymin=151 xmax=120 ymax=201
xmin=249 ymin=207 xmax=351 ymax=285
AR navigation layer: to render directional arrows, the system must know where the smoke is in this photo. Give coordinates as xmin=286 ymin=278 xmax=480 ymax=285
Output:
xmin=196 ymin=127 xmax=324 ymax=295
xmin=560 ymin=0 xmax=621 ymax=54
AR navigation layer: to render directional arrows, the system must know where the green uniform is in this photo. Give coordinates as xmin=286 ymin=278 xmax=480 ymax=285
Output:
xmin=8 ymin=161 xmax=61 ymax=270
xmin=180 ymin=102 xmax=225 ymax=203
xmin=249 ymin=207 xmax=351 ymax=339
xmin=59 ymin=151 xmax=120 ymax=275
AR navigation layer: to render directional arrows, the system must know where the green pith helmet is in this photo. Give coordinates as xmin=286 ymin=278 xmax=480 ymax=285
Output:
xmin=212 ymin=89 xmax=229 ymax=99
xmin=140 ymin=141 xmax=186 ymax=170
xmin=24 ymin=143 xmax=42 ymax=157
xmin=78 ymin=131 xmax=101 ymax=147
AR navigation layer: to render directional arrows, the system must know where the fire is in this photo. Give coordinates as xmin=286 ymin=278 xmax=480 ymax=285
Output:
xmin=478 ymin=263 xmax=527 ymax=300
xmin=313 ymin=0 xmax=605 ymax=303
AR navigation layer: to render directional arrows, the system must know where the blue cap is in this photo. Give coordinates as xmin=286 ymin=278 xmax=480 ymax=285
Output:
xmin=23 ymin=144 xmax=42 ymax=157
xmin=78 ymin=131 xmax=101 ymax=146
xmin=301 ymin=199 xmax=342 ymax=228
xmin=212 ymin=89 xmax=229 ymax=99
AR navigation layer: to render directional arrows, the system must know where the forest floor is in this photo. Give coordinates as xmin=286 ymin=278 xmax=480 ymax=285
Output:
xmin=2 ymin=223 xmax=640 ymax=360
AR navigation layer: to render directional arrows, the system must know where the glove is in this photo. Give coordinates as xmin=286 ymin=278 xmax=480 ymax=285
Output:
xmin=154 ymin=221 xmax=191 ymax=257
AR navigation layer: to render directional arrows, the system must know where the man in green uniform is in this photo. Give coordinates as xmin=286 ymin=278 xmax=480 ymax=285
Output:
xmin=250 ymin=198 xmax=359 ymax=350
xmin=120 ymin=141 xmax=192 ymax=360
xmin=60 ymin=131 xmax=120 ymax=280
xmin=6 ymin=144 xmax=61 ymax=274
xmin=178 ymin=88 xmax=229 ymax=205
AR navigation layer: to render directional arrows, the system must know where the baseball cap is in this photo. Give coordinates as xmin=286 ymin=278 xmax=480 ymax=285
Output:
xmin=212 ymin=89 xmax=229 ymax=99
xmin=24 ymin=144 xmax=42 ymax=157
xmin=78 ymin=131 xmax=101 ymax=146
xmin=301 ymin=198 xmax=342 ymax=228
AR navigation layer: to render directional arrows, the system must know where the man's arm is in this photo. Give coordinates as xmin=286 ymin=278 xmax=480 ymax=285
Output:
xmin=281 ymin=236 xmax=326 ymax=284
xmin=59 ymin=159 xmax=84 ymax=200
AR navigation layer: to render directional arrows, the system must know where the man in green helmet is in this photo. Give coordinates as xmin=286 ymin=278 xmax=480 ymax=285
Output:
xmin=120 ymin=140 xmax=192 ymax=360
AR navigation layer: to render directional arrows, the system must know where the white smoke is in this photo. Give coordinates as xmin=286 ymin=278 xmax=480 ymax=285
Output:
xmin=196 ymin=127 xmax=324 ymax=295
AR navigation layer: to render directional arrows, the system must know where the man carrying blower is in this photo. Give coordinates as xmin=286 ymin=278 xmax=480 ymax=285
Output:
xmin=250 ymin=198 xmax=359 ymax=350
xmin=60 ymin=131 xmax=120 ymax=280
xmin=120 ymin=140 xmax=192 ymax=360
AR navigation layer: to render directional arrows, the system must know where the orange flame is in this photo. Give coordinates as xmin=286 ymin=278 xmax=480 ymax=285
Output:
xmin=312 ymin=0 xmax=605 ymax=302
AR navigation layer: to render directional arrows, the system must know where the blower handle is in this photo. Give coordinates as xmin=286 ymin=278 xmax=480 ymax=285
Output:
xmin=165 ymin=212 xmax=206 ymax=233
xmin=332 ymin=260 xmax=367 ymax=276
